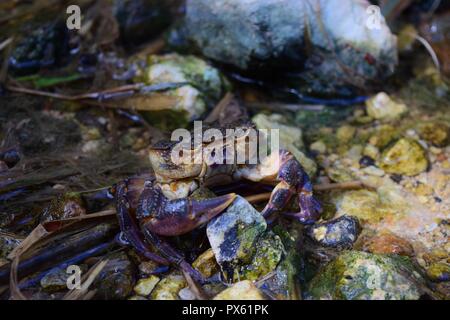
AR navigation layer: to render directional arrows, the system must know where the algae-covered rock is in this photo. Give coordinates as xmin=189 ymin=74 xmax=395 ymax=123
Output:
xmin=418 ymin=122 xmax=449 ymax=147
xmin=135 ymin=54 xmax=228 ymax=129
xmin=253 ymin=113 xmax=316 ymax=177
xmin=150 ymin=273 xmax=186 ymax=300
xmin=366 ymin=92 xmax=408 ymax=122
xmin=93 ymin=252 xmax=136 ymax=300
xmin=306 ymin=251 xmax=426 ymax=300
xmin=133 ymin=275 xmax=160 ymax=296
xmin=379 ymin=138 xmax=428 ymax=176
xmin=336 ymin=125 xmax=356 ymax=143
xmin=192 ymin=248 xmax=220 ymax=278
xmin=40 ymin=267 xmax=71 ymax=292
xmin=307 ymin=216 xmax=360 ymax=249
xmin=207 ymin=196 xmax=284 ymax=282
xmin=213 ymin=280 xmax=265 ymax=300
xmin=426 ymin=263 xmax=450 ymax=282
xmin=359 ymin=231 xmax=415 ymax=257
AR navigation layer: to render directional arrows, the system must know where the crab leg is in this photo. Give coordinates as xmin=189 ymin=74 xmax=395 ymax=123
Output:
xmin=115 ymin=180 xmax=169 ymax=265
xmin=236 ymin=150 xmax=322 ymax=224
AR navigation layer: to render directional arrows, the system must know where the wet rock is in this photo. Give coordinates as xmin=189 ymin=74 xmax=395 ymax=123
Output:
xmin=363 ymin=144 xmax=380 ymax=161
xmin=307 ymin=216 xmax=360 ymax=249
xmin=135 ymin=54 xmax=228 ymax=129
xmin=9 ymin=21 xmax=70 ymax=75
xmin=336 ymin=125 xmax=356 ymax=144
xmin=379 ymin=138 xmax=428 ymax=176
xmin=360 ymin=231 xmax=415 ymax=257
xmin=253 ymin=113 xmax=317 ymax=177
xmin=238 ymin=232 xmax=284 ymax=281
xmin=150 ymin=273 xmax=186 ymax=300
xmin=0 ymin=233 xmax=22 ymax=259
xmin=133 ymin=275 xmax=160 ymax=296
xmin=40 ymin=193 xmax=86 ymax=223
xmin=114 ymin=0 xmax=172 ymax=48
xmin=192 ymin=248 xmax=220 ymax=278
xmin=93 ymin=252 xmax=136 ymax=300
xmin=182 ymin=0 xmax=397 ymax=95
xmin=418 ymin=122 xmax=449 ymax=147
xmin=426 ymin=263 xmax=450 ymax=283
xmin=306 ymin=251 xmax=427 ymax=300
xmin=310 ymin=140 xmax=327 ymax=154
xmin=178 ymin=287 xmax=196 ymax=300
xmin=40 ymin=267 xmax=71 ymax=292
xmin=128 ymin=295 xmax=147 ymax=300
xmin=366 ymin=93 xmax=407 ymax=122
xmin=213 ymin=280 xmax=265 ymax=300
xmin=206 ymin=196 xmax=284 ymax=282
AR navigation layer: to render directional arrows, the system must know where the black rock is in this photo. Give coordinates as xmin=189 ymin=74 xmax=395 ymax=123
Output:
xmin=307 ymin=215 xmax=360 ymax=249
xmin=9 ymin=21 xmax=70 ymax=75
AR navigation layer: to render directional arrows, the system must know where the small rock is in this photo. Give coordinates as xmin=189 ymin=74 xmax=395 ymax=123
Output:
xmin=213 ymin=280 xmax=265 ymax=300
xmin=93 ymin=252 xmax=136 ymax=300
xmin=192 ymin=248 xmax=220 ymax=278
xmin=40 ymin=267 xmax=70 ymax=292
xmin=178 ymin=287 xmax=196 ymax=300
xmin=150 ymin=273 xmax=186 ymax=300
xmin=426 ymin=263 xmax=450 ymax=282
xmin=366 ymin=92 xmax=407 ymax=122
xmin=310 ymin=140 xmax=327 ymax=154
xmin=363 ymin=144 xmax=380 ymax=161
xmin=418 ymin=122 xmax=449 ymax=147
xmin=336 ymin=125 xmax=356 ymax=143
xmin=307 ymin=216 xmax=360 ymax=249
xmin=128 ymin=295 xmax=148 ymax=300
xmin=362 ymin=166 xmax=385 ymax=177
xmin=379 ymin=138 xmax=428 ymax=176
xmin=360 ymin=231 xmax=415 ymax=257
xmin=0 ymin=233 xmax=22 ymax=259
xmin=40 ymin=193 xmax=86 ymax=223
xmin=306 ymin=251 xmax=427 ymax=300
xmin=359 ymin=156 xmax=376 ymax=168
xmin=133 ymin=275 xmax=160 ymax=296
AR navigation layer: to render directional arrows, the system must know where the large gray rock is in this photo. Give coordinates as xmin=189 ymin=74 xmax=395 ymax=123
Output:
xmin=182 ymin=0 xmax=397 ymax=95
xmin=206 ymin=196 xmax=284 ymax=282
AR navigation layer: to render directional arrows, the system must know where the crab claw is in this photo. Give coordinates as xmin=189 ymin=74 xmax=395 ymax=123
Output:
xmin=283 ymin=180 xmax=322 ymax=224
xmin=137 ymin=184 xmax=236 ymax=236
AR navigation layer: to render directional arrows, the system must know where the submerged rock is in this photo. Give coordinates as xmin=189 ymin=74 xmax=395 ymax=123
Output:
xmin=40 ymin=267 xmax=71 ymax=292
xmin=213 ymin=280 xmax=265 ymax=300
xmin=359 ymin=231 xmax=415 ymax=257
xmin=40 ymin=193 xmax=86 ymax=223
xmin=0 ymin=233 xmax=22 ymax=259
xmin=93 ymin=252 xmax=135 ymax=300
xmin=306 ymin=251 xmax=427 ymax=300
xmin=307 ymin=216 xmax=361 ymax=249
xmin=134 ymin=54 xmax=228 ymax=129
xmin=192 ymin=248 xmax=220 ymax=278
xmin=379 ymin=138 xmax=428 ymax=176
xmin=366 ymin=93 xmax=408 ymax=122
xmin=426 ymin=263 xmax=450 ymax=283
xmin=150 ymin=273 xmax=186 ymax=300
xmin=9 ymin=21 xmax=70 ymax=75
xmin=207 ymin=196 xmax=284 ymax=282
xmin=133 ymin=275 xmax=160 ymax=296
xmin=181 ymin=0 xmax=397 ymax=95
xmin=418 ymin=122 xmax=449 ymax=147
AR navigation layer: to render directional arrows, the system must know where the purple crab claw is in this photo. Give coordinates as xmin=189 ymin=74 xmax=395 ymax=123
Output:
xmin=137 ymin=185 xmax=237 ymax=236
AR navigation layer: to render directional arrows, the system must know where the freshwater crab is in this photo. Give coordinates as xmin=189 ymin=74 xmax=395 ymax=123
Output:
xmin=113 ymin=99 xmax=321 ymax=282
